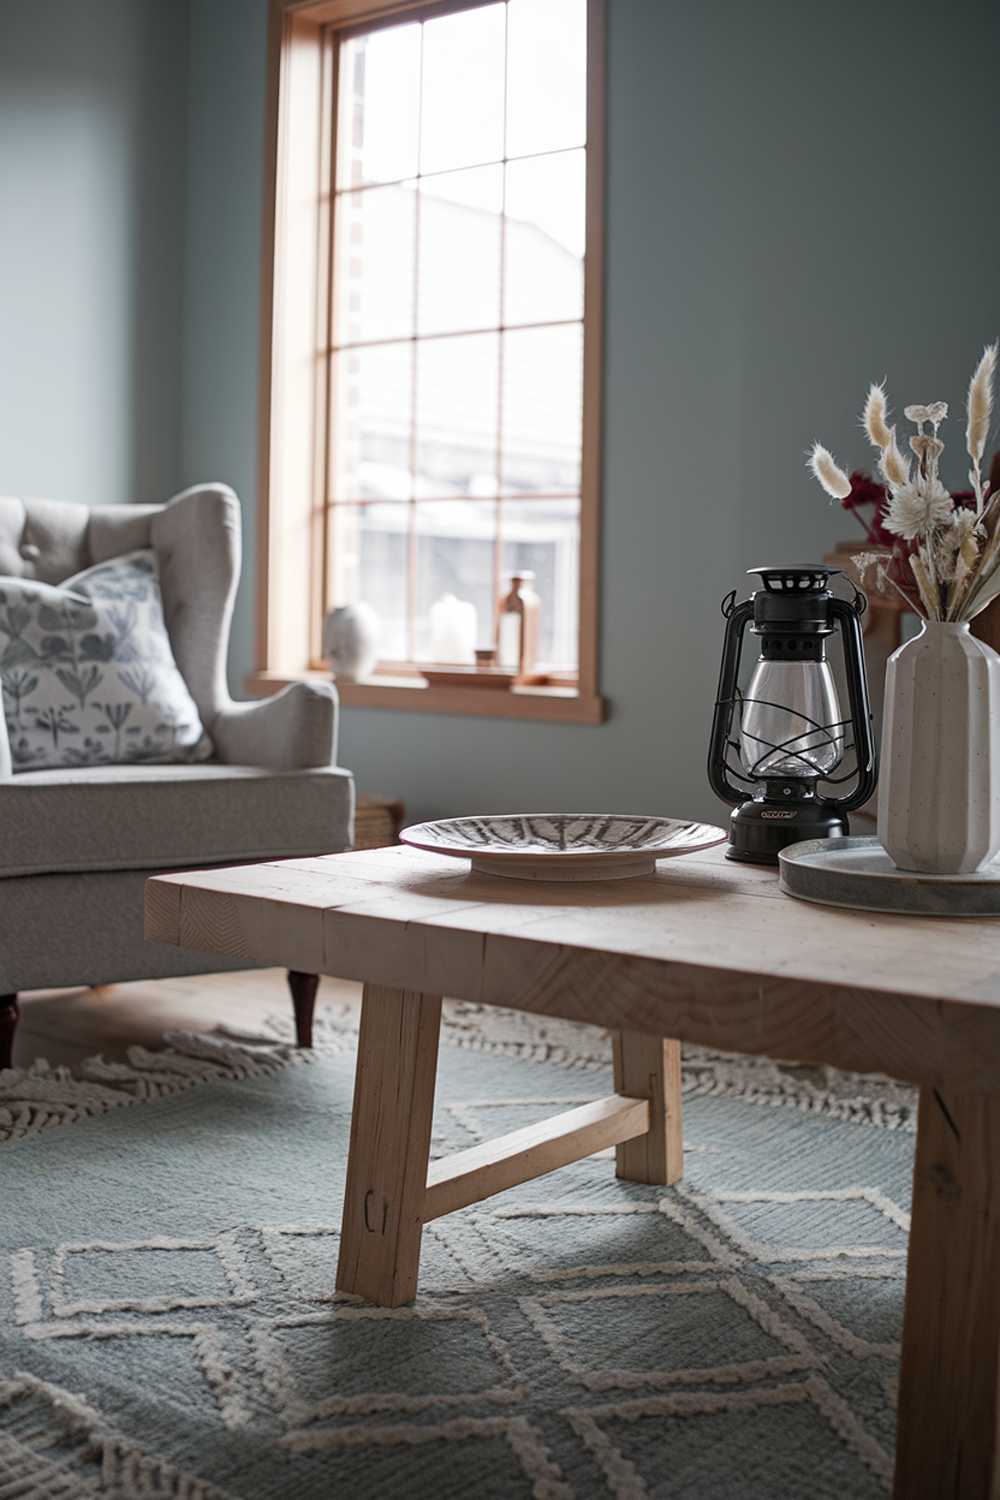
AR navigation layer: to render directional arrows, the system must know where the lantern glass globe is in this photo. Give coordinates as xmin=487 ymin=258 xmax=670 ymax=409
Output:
xmin=739 ymin=659 xmax=844 ymax=781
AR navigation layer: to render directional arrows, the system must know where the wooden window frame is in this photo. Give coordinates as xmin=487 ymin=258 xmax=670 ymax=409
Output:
xmin=251 ymin=0 xmax=605 ymax=724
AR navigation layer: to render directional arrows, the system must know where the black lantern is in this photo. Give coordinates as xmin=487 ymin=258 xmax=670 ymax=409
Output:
xmin=707 ymin=565 xmax=878 ymax=863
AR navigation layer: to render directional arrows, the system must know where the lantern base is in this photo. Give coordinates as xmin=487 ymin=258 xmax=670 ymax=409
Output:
xmin=725 ymin=798 xmax=848 ymax=865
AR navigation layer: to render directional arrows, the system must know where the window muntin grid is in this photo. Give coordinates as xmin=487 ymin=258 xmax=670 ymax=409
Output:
xmin=324 ymin=0 xmax=587 ymax=672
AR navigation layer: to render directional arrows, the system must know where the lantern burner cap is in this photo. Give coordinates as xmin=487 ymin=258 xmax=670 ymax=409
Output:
xmin=748 ymin=565 xmax=839 ymax=594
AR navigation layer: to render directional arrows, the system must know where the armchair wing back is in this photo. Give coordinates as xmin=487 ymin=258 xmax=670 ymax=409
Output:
xmin=0 ymin=484 xmax=339 ymax=773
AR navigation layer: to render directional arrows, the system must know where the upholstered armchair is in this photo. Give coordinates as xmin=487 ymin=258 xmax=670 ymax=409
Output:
xmin=0 ymin=484 xmax=354 ymax=1067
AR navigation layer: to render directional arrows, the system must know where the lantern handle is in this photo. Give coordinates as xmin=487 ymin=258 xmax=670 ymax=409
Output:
xmin=833 ymin=574 xmax=868 ymax=619
xmin=708 ymin=596 xmax=754 ymax=807
xmin=824 ymin=594 xmax=878 ymax=813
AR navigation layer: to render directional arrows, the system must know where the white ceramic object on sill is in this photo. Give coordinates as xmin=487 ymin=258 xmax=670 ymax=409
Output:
xmin=878 ymin=620 xmax=1000 ymax=874
xmin=429 ymin=594 xmax=477 ymax=664
xmin=322 ymin=603 xmax=379 ymax=683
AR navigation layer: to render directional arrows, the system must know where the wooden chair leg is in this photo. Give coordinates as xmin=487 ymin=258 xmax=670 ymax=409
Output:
xmin=336 ymin=984 xmax=442 ymax=1307
xmin=287 ymin=970 xmax=319 ymax=1048
xmin=0 ymin=994 xmax=20 ymax=1071
xmin=612 ymin=1031 xmax=683 ymax=1185
xmin=894 ymin=1085 xmax=1000 ymax=1498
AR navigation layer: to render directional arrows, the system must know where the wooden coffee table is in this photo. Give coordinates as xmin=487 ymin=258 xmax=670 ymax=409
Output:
xmin=146 ymin=843 xmax=1000 ymax=1499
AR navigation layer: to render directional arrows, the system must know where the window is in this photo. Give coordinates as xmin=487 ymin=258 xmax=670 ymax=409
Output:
xmin=258 ymin=0 xmax=604 ymax=722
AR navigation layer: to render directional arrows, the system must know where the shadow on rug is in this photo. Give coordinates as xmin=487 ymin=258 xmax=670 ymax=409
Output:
xmin=0 ymin=1009 xmax=909 ymax=1498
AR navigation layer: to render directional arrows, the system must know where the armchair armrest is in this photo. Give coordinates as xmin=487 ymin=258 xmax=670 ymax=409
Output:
xmin=0 ymin=709 xmax=10 ymax=779
xmin=211 ymin=681 xmax=339 ymax=770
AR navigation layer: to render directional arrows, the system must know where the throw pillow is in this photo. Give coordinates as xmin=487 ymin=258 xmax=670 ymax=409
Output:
xmin=0 ymin=549 xmax=213 ymax=771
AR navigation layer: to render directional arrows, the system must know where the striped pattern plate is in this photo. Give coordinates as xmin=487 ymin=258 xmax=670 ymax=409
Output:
xmin=399 ymin=813 xmax=727 ymax=881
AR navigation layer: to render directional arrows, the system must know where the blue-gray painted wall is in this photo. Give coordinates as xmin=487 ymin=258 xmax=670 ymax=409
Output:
xmin=178 ymin=0 xmax=268 ymax=727
xmin=5 ymin=0 xmax=999 ymax=827
xmin=0 ymin=0 xmax=189 ymax=506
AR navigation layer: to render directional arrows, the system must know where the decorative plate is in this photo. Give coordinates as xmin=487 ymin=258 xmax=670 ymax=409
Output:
xmin=780 ymin=836 xmax=1000 ymax=916
xmin=399 ymin=813 xmax=727 ymax=881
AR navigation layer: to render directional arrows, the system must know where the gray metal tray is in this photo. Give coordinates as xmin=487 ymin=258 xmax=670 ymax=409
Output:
xmin=778 ymin=836 xmax=1000 ymax=917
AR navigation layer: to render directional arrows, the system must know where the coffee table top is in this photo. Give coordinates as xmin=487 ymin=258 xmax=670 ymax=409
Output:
xmin=145 ymin=844 xmax=1000 ymax=1091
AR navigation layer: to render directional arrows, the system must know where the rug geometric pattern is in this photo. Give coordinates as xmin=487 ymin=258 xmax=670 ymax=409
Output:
xmin=1 ymin=1031 xmax=910 ymax=1497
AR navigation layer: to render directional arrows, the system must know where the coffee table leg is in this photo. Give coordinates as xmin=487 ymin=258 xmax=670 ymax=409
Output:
xmin=612 ymin=1031 xmax=683 ymax=1185
xmin=894 ymin=1085 xmax=1000 ymax=1498
xmin=336 ymin=984 xmax=443 ymax=1307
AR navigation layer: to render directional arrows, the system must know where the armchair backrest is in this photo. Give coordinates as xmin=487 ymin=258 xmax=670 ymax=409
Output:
xmin=0 ymin=484 xmax=241 ymax=733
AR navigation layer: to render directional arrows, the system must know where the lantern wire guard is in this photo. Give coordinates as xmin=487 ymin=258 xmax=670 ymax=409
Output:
xmin=707 ymin=566 xmax=878 ymax=863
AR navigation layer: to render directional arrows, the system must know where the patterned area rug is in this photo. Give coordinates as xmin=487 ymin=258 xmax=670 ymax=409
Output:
xmin=0 ymin=1007 xmax=913 ymax=1497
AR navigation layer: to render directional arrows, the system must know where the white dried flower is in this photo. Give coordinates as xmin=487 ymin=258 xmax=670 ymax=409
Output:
xmin=883 ymin=478 xmax=955 ymax=541
xmin=909 ymin=434 xmax=944 ymax=465
xmin=905 ymin=401 xmax=947 ymax=430
xmin=948 ymin=506 xmax=981 ymax=542
xmin=909 ymin=433 xmax=945 ymax=488
xmin=966 ymin=343 xmax=997 ymax=466
xmin=909 ymin=549 xmax=940 ymax=618
xmin=852 ymin=551 xmax=882 ymax=583
xmin=961 ymin=526 xmax=1000 ymax=620
xmin=878 ymin=429 xmax=910 ymax=490
xmin=936 ymin=517 xmax=979 ymax=585
xmin=953 ymin=555 xmax=974 ymax=596
xmin=955 ymin=543 xmax=980 ymax=595
xmin=862 ymin=383 xmax=892 ymax=449
xmin=806 ymin=442 xmax=852 ymax=500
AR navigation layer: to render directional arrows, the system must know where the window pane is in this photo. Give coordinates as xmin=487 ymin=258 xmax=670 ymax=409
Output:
xmin=414 ymin=500 xmax=497 ymax=662
xmin=337 ymin=24 xmax=421 ymax=187
xmin=418 ymin=166 xmax=502 ymax=336
xmin=504 ymin=150 xmax=585 ymax=326
xmin=331 ymin=343 xmax=413 ymax=501
xmin=501 ymin=325 xmax=582 ymax=495
xmin=420 ymin=4 xmax=506 ymax=175
xmin=501 ymin=498 xmax=579 ymax=668
xmin=506 ymin=0 xmax=586 ymax=159
xmin=328 ymin=502 xmax=409 ymax=660
xmin=333 ymin=183 xmax=416 ymax=346
xmin=416 ymin=333 xmax=499 ymax=498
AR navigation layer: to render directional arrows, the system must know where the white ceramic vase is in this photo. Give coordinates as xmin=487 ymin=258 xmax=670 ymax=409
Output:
xmin=878 ymin=620 xmax=1000 ymax=874
xmin=322 ymin=603 xmax=380 ymax=682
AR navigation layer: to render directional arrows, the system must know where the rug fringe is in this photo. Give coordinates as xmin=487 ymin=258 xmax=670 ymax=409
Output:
xmin=1 ymin=995 xmax=916 ymax=1146
xmin=0 ymin=1032 xmax=302 ymax=1144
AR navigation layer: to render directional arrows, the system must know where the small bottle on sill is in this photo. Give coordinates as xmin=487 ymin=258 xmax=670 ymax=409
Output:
xmin=496 ymin=572 xmax=543 ymax=684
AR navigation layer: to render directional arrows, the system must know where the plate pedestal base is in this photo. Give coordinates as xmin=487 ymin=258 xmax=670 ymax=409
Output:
xmin=470 ymin=854 xmax=658 ymax=882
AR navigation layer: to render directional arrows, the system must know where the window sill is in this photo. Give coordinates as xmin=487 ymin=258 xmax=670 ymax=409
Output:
xmin=247 ymin=670 xmax=606 ymax=724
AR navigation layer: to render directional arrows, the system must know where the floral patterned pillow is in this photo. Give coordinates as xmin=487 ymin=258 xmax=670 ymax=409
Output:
xmin=0 ymin=550 xmax=213 ymax=771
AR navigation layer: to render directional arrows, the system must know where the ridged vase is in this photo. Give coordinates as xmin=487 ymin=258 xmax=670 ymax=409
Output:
xmin=878 ymin=620 xmax=1000 ymax=874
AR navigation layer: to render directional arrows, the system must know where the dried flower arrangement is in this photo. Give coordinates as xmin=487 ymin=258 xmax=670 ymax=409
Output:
xmin=807 ymin=344 xmax=999 ymax=621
